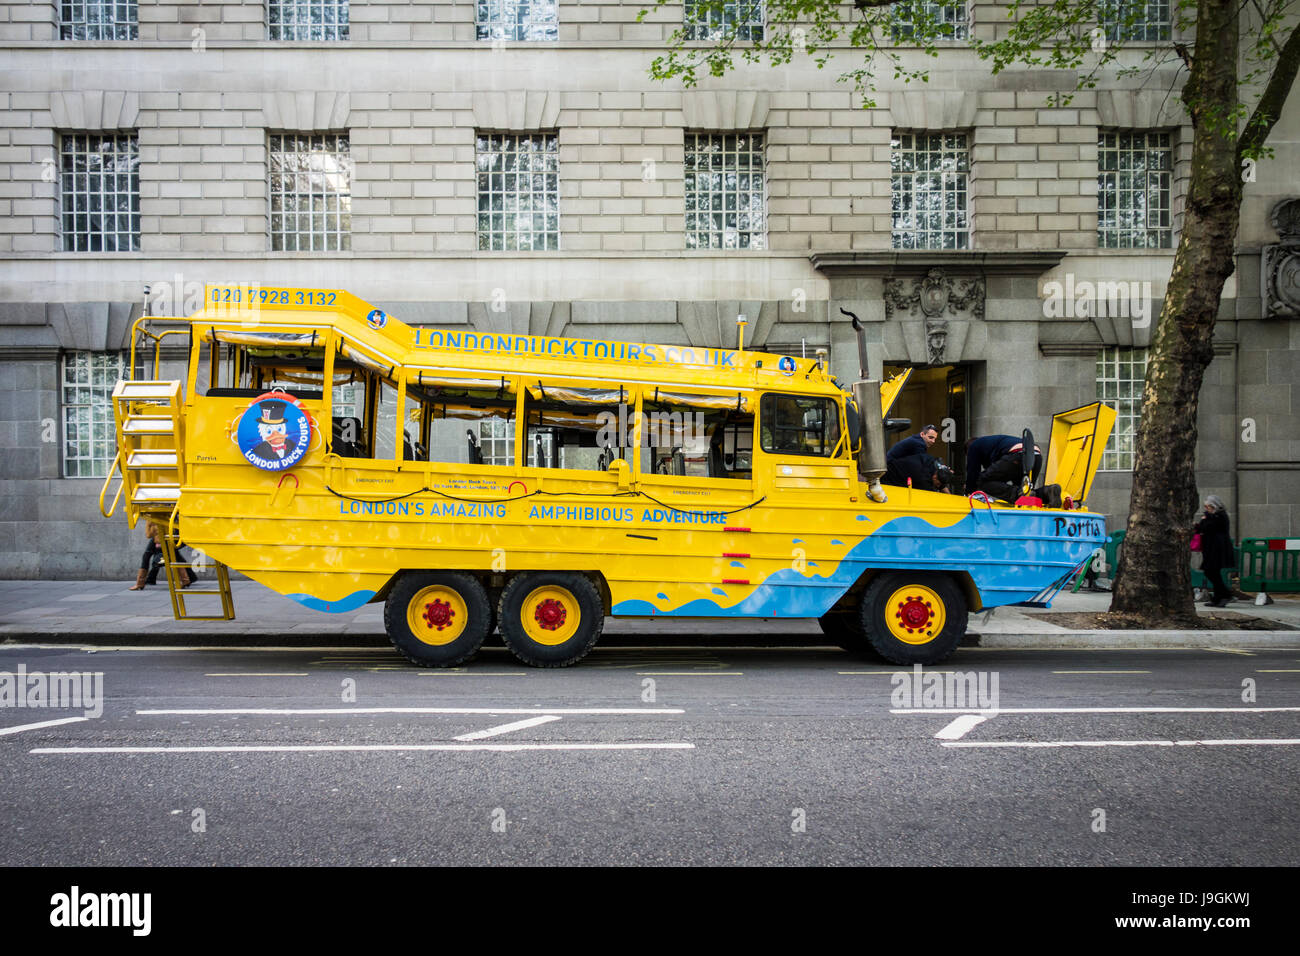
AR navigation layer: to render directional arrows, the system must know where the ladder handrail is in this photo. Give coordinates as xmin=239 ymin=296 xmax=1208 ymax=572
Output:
xmin=98 ymin=451 xmax=126 ymax=518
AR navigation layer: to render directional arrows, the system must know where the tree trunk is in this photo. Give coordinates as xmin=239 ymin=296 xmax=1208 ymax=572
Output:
xmin=1109 ymin=0 xmax=1243 ymax=625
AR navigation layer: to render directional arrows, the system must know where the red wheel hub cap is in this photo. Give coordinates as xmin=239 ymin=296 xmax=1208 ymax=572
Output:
xmin=534 ymin=598 xmax=567 ymax=630
xmin=423 ymin=599 xmax=454 ymax=631
xmin=896 ymin=596 xmax=933 ymax=632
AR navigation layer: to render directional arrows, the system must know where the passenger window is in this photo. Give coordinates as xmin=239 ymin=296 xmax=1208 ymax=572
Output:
xmin=523 ymin=381 xmax=629 ymax=471
xmin=640 ymin=389 xmax=753 ymax=480
xmin=760 ymin=393 xmax=841 ymax=458
xmin=405 ymin=374 xmax=517 ymax=465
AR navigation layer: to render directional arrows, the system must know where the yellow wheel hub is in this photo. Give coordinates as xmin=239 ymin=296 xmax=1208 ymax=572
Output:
xmin=520 ymin=585 xmax=580 ymax=646
xmin=407 ymin=585 xmax=468 ymax=646
xmin=885 ymin=584 xmax=946 ymax=645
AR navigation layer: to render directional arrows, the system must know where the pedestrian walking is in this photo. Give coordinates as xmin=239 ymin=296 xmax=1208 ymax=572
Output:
xmin=1195 ymin=494 xmax=1234 ymax=607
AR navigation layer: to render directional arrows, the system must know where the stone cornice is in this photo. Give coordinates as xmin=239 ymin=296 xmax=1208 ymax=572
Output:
xmin=809 ymin=250 xmax=1069 ymax=278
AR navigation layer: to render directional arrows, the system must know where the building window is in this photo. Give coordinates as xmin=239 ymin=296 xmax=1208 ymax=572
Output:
xmin=683 ymin=0 xmax=764 ymax=41
xmin=476 ymin=132 xmax=559 ymax=251
xmin=1098 ymin=130 xmax=1172 ymax=249
xmin=60 ymin=0 xmax=137 ymax=39
xmin=1097 ymin=346 xmax=1147 ymax=470
xmin=477 ymin=0 xmax=558 ymax=41
xmin=62 ymin=351 xmax=128 ymax=478
xmin=478 ymin=418 xmax=515 ymax=466
xmin=269 ymin=133 xmax=353 ymax=252
xmin=890 ymin=1 xmax=969 ymax=42
xmin=268 ymin=0 xmax=349 ymax=41
xmin=891 ymin=131 xmax=970 ymax=250
xmin=60 ymin=133 xmax=140 ymax=252
xmin=685 ymin=132 xmax=767 ymax=250
xmin=1099 ymin=0 xmax=1171 ymax=43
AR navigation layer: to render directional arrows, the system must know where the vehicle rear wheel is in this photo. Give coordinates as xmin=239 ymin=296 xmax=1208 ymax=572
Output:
xmin=498 ymin=572 xmax=603 ymax=667
xmin=384 ymin=571 xmax=491 ymax=667
xmin=860 ymin=571 xmax=967 ymax=666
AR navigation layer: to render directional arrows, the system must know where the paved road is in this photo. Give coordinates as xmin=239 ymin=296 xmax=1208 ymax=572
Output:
xmin=2 ymin=640 xmax=1297 ymax=866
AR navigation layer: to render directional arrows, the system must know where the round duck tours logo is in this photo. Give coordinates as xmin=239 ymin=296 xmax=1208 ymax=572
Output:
xmin=236 ymin=393 xmax=312 ymax=471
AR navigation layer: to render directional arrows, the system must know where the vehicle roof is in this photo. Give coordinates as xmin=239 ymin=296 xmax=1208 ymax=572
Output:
xmin=188 ymin=284 xmax=843 ymax=396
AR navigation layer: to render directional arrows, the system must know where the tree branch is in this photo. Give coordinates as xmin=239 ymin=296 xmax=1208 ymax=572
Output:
xmin=1239 ymin=20 xmax=1300 ymax=157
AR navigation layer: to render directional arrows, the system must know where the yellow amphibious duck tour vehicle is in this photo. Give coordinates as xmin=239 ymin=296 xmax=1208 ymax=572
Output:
xmin=102 ymin=285 xmax=1115 ymax=668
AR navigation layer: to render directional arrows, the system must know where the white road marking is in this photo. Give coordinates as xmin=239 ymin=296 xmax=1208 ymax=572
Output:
xmin=205 ymin=673 xmax=309 ymax=677
xmin=934 ymin=714 xmax=990 ymax=740
xmin=943 ymin=738 xmax=1300 ymax=749
xmin=418 ymin=672 xmax=528 ymax=677
xmin=31 ymin=742 xmax=696 ymax=755
xmin=137 ymin=706 xmax=684 ymax=716
xmin=0 ymin=716 xmax=89 ymax=737
xmin=893 ymin=706 xmax=1300 ymax=715
xmin=1051 ymin=670 xmax=1150 ymax=674
xmin=635 ymin=672 xmax=744 ymax=676
xmin=455 ymin=715 xmax=561 ymax=741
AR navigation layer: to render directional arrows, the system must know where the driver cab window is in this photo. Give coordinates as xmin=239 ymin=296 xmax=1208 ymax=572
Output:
xmin=760 ymin=393 xmax=841 ymax=458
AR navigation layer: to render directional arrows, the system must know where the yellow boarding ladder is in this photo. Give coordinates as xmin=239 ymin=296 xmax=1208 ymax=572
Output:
xmin=100 ymin=379 xmax=235 ymax=620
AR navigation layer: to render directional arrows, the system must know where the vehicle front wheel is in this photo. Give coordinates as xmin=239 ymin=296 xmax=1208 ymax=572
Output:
xmin=498 ymin=572 xmax=604 ymax=667
xmin=384 ymin=571 xmax=491 ymax=667
xmin=860 ymin=572 xmax=967 ymax=666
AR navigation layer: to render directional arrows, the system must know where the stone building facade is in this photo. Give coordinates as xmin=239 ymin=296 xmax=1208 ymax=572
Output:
xmin=0 ymin=1 xmax=1296 ymax=577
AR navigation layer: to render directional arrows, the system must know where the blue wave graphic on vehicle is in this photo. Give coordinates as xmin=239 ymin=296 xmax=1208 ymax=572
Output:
xmin=612 ymin=511 xmax=1103 ymax=618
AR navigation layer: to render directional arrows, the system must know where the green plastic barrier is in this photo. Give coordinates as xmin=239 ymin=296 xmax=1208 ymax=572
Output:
xmin=1238 ymin=539 xmax=1300 ymax=593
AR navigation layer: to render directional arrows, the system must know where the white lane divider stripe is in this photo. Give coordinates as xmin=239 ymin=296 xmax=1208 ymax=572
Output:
xmin=935 ymin=714 xmax=989 ymax=740
xmin=942 ymin=739 xmax=1300 ymax=749
xmin=0 ymin=716 xmax=89 ymax=737
xmin=137 ymin=707 xmax=684 ymax=716
xmin=455 ymin=715 xmax=561 ymax=741
xmin=893 ymin=706 xmax=1300 ymax=715
xmin=30 ymin=742 xmax=696 ymax=755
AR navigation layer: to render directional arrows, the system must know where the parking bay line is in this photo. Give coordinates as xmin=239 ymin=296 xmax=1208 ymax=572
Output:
xmin=31 ymin=742 xmax=696 ymax=755
xmin=0 ymin=716 xmax=89 ymax=737
xmin=942 ymin=738 xmax=1300 ymax=749
xmin=136 ymin=706 xmax=685 ymax=716
xmin=455 ymin=715 xmax=562 ymax=741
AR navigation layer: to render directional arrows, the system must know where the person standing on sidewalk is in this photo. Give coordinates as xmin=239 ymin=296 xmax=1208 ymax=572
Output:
xmin=1195 ymin=494 xmax=1234 ymax=607
xmin=127 ymin=520 xmax=196 ymax=590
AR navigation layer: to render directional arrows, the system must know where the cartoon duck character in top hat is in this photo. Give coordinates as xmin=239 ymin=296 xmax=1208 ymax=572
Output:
xmin=250 ymin=399 xmax=298 ymax=461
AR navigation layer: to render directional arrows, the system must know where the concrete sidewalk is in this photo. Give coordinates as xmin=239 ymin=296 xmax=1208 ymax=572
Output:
xmin=1 ymin=578 xmax=1297 ymax=649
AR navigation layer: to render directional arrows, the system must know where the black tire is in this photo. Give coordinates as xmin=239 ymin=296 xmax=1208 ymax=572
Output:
xmin=818 ymin=610 xmax=877 ymax=655
xmin=383 ymin=571 xmax=491 ymax=667
xmin=860 ymin=571 xmax=967 ymax=666
xmin=498 ymin=572 xmax=604 ymax=667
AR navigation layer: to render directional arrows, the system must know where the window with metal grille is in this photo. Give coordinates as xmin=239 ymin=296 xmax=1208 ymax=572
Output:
xmin=1099 ymin=0 xmax=1170 ymax=43
xmin=683 ymin=0 xmax=764 ymax=41
xmin=478 ymin=418 xmax=515 ymax=466
xmin=268 ymin=0 xmax=349 ymax=40
xmin=1098 ymin=130 xmax=1172 ymax=249
xmin=889 ymin=1 xmax=969 ymax=41
xmin=476 ymin=132 xmax=559 ymax=251
xmin=476 ymin=0 xmax=557 ymax=41
xmin=59 ymin=133 xmax=140 ymax=252
xmin=891 ymin=131 xmax=970 ymax=250
xmin=60 ymin=0 xmax=137 ymax=39
xmin=685 ymin=132 xmax=767 ymax=251
xmin=269 ymin=133 xmax=353 ymax=252
xmin=62 ymin=351 xmax=128 ymax=478
xmin=1096 ymin=346 xmax=1147 ymax=470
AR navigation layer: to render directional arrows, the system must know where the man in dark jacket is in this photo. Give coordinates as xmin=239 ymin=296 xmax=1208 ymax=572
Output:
xmin=883 ymin=453 xmax=952 ymax=493
xmin=888 ymin=424 xmax=938 ymax=462
xmin=965 ymin=434 xmax=1020 ymax=494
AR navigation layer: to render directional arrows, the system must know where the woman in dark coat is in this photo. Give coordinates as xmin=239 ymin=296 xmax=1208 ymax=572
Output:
xmin=1194 ymin=494 xmax=1234 ymax=607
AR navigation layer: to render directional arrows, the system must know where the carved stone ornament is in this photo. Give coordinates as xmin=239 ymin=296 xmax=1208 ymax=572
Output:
xmin=1263 ymin=198 xmax=1300 ymax=319
xmin=926 ymin=322 xmax=949 ymax=366
xmin=883 ymin=268 xmax=986 ymax=322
